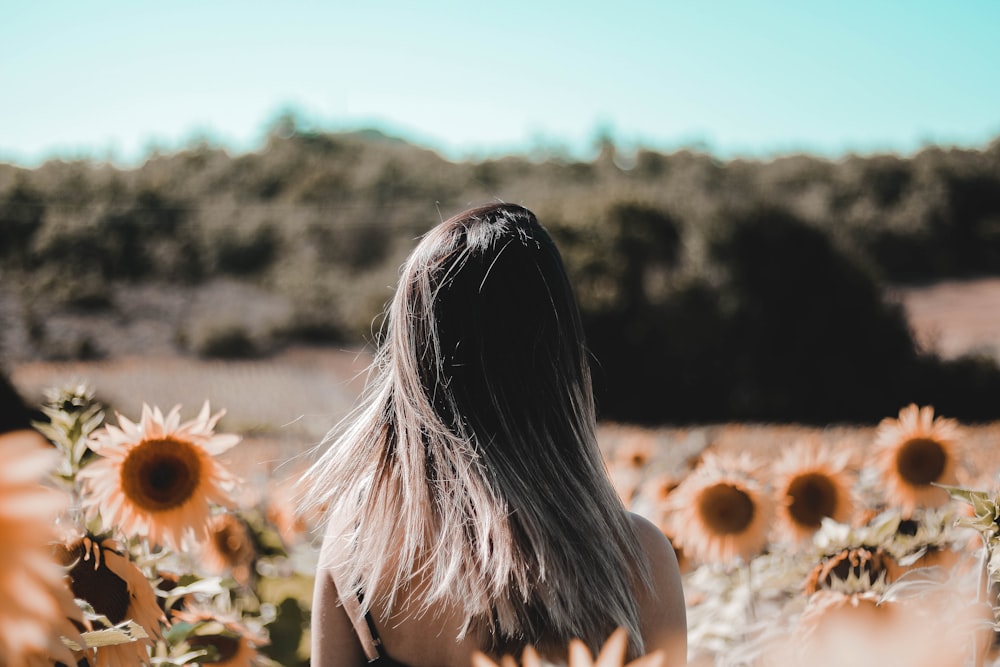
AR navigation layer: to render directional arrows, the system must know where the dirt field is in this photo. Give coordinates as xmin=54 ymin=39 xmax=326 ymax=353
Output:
xmin=893 ymin=276 xmax=1000 ymax=360
xmin=10 ymin=278 xmax=1000 ymax=482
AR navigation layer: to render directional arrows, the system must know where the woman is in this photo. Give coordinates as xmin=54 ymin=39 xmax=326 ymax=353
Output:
xmin=303 ymin=203 xmax=686 ymax=666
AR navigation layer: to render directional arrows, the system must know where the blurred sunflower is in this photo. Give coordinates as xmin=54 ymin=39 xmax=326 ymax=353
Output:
xmin=79 ymin=402 xmax=240 ymax=550
xmin=265 ymin=475 xmax=318 ymax=548
xmin=635 ymin=472 xmax=679 ymax=509
xmin=795 ymin=590 xmax=893 ymax=660
xmin=0 ymin=429 xmax=83 ymax=666
xmin=201 ymin=512 xmax=256 ymax=587
xmin=667 ymin=452 xmax=773 ymax=565
xmin=614 ymin=432 xmax=657 ymax=470
xmin=773 ymin=442 xmax=855 ymax=545
xmin=872 ymin=507 xmax=967 ymax=577
xmin=793 ymin=587 xmax=973 ymax=667
xmin=472 ymin=627 xmax=664 ymax=667
xmin=804 ymin=546 xmax=895 ymax=595
xmin=53 ymin=533 xmax=165 ymax=667
xmin=627 ymin=471 xmax=678 ymax=525
xmin=874 ymin=404 xmax=961 ymax=516
xmin=173 ymin=608 xmax=268 ymax=666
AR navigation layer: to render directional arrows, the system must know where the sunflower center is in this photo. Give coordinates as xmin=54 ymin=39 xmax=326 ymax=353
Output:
xmin=698 ymin=482 xmax=755 ymax=535
xmin=787 ymin=473 xmax=838 ymax=528
xmin=824 ymin=547 xmax=886 ymax=588
xmin=188 ymin=634 xmax=241 ymax=662
xmin=57 ymin=543 xmax=131 ymax=624
xmin=895 ymin=438 xmax=946 ymax=486
xmin=212 ymin=516 xmax=253 ymax=563
xmin=121 ymin=437 xmax=203 ymax=512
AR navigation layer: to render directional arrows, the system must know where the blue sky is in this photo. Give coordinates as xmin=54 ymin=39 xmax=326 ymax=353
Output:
xmin=2 ymin=1 xmax=999 ymax=166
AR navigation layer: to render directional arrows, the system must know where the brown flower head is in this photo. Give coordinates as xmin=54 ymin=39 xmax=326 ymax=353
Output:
xmin=874 ymin=404 xmax=960 ymax=516
xmin=54 ymin=533 xmax=166 ymax=666
xmin=79 ymin=402 xmax=240 ymax=550
xmin=804 ymin=546 xmax=896 ymax=595
xmin=773 ymin=441 xmax=856 ymax=545
xmin=667 ymin=452 xmax=774 ymax=565
xmin=201 ymin=512 xmax=256 ymax=586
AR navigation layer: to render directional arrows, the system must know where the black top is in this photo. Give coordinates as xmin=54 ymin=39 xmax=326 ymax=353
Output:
xmin=359 ymin=598 xmax=413 ymax=667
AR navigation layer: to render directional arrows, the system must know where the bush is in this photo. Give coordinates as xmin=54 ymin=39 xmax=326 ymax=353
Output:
xmin=191 ymin=324 xmax=262 ymax=359
xmin=707 ymin=205 xmax=918 ymax=422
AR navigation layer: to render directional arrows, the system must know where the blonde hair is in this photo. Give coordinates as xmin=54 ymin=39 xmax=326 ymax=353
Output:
xmin=301 ymin=203 xmax=651 ymax=657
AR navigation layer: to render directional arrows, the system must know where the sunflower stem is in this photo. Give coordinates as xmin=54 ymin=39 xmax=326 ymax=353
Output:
xmin=972 ymin=532 xmax=990 ymax=667
xmin=977 ymin=534 xmax=988 ymax=605
xmin=744 ymin=559 xmax=757 ymax=625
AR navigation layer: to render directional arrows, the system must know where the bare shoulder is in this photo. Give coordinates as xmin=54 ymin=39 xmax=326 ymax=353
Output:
xmin=311 ymin=530 xmax=369 ymax=667
xmin=628 ymin=512 xmax=687 ymax=664
xmin=628 ymin=512 xmax=683 ymax=606
xmin=629 ymin=512 xmax=677 ymax=565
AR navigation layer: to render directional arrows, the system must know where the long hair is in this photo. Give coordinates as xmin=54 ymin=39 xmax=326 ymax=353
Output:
xmin=301 ymin=203 xmax=651 ymax=657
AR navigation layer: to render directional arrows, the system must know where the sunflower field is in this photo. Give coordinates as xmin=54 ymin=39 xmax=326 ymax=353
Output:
xmin=3 ymin=385 xmax=316 ymax=667
xmin=6 ymin=382 xmax=1000 ymax=666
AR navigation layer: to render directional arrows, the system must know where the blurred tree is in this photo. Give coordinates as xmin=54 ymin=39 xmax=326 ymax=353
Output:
xmin=708 ymin=206 xmax=917 ymax=422
xmin=211 ymin=221 xmax=280 ymax=275
xmin=6 ymin=130 xmax=1000 ymax=422
xmin=559 ymin=201 xmax=697 ymax=423
xmin=0 ymin=182 xmax=45 ymax=262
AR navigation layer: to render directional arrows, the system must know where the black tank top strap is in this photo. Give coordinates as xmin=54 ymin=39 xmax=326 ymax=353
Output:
xmin=356 ymin=591 xmax=414 ymax=667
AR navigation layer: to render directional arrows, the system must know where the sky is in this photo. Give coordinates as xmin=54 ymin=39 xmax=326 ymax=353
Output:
xmin=2 ymin=1 xmax=999 ymax=167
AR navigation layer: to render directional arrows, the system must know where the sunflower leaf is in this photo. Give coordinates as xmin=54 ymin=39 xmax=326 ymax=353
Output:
xmin=159 ymin=576 xmax=227 ymax=609
xmin=62 ymin=620 xmax=149 ymax=650
xmin=150 ymin=649 xmax=210 ymax=666
xmin=937 ymin=483 xmax=989 ymax=509
xmin=164 ymin=620 xmax=196 ymax=644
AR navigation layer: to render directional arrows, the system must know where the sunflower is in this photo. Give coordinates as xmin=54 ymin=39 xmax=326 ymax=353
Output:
xmin=472 ymin=627 xmax=664 ymax=667
xmin=172 ymin=608 xmax=268 ymax=666
xmin=626 ymin=471 xmax=678 ymax=525
xmin=264 ymin=474 xmax=318 ymax=548
xmin=667 ymin=452 xmax=774 ymax=565
xmin=79 ymin=402 xmax=240 ymax=550
xmin=613 ymin=431 xmax=657 ymax=470
xmin=803 ymin=546 xmax=896 ymax=595
xmin=793 ymin=588 xmax=975 ymax=666
xmin=54 ymin=533 xmax=165 ymax=667
xmin=795 ymin=591 xmax=894 ymax=662
xmin=773 ymin=441 xmax=855 ymax=545
xmin=0 ymin=429 xmax=83 ymax=666
xmin=633 ymin=471 xmax=679 ymax=512
xmin=200 ymin=512 xmax=256 ymax=586
xmin=870 ymin=506 xmax=968 ymax=578
xmin=874 ymin=404 xmax=961 ymax=516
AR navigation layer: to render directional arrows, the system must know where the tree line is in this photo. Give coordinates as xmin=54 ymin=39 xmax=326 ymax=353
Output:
xmin=2 ymin=122 xmax=1000 ymax=425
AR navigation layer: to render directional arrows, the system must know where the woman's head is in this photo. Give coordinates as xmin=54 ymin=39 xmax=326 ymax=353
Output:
xmin=304 ymin=203 xmax=649 ymax=658
xmin=386 ymin=203 xmax=594 ymax=454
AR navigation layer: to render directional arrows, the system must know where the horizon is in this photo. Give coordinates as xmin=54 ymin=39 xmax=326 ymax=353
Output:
xmin=3 ymin=1 xmax=1000 ymax=168
xmin=4 ymin=116 xmax=1000 ymax=172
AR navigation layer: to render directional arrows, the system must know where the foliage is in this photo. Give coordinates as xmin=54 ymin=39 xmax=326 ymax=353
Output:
xmin=3 ymin=132 xmax=1000 ymax=422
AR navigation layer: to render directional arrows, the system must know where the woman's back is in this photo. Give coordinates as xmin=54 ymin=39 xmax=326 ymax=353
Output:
xmin=304 ymin=204 xmax=686 ymax=665
xmin=313 ymin=513 xmax=685 ymax=667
